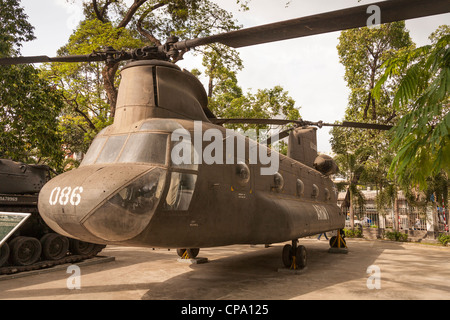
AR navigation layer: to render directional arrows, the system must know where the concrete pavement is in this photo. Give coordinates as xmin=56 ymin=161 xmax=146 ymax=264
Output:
xmin=0 ymin=239 xmax=449 ymax=300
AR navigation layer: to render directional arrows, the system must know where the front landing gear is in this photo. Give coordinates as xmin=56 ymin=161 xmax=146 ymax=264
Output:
xmin=281 ymin=240 xmax=307 ymax=270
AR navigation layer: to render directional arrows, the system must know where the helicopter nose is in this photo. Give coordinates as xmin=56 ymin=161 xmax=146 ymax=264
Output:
xmin=38 ymin=165 xmax=166 ymax=243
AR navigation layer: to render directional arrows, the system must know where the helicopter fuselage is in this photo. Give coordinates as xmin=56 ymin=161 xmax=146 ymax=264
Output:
xmin=37 ymin=59 xmax=344 ymax=249
xmin=38 ymin=118 xmax=344 ymax=248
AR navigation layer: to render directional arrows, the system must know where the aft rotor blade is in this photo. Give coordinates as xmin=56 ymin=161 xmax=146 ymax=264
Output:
xmin=211 ymin=118 xmax=303 ymax=126
xmin=174 ymin=0 xmax=450 ymax=50
xmin=340 ymin=121 xmax=393 ymax=131
xmin=265 ymin=128 xmax=293 ymax=145
xmin=212 ymin=118 xmax=393 ymax=131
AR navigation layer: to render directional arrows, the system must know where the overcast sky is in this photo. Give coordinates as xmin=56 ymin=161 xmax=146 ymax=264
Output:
xmin=19 ymin=0 xmax=450 ymax=154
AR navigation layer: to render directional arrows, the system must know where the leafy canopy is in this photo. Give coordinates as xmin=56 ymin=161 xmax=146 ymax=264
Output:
xmin=0 ymin=0 xmax=65 ymax=169
xmin=374 ymin=25 xmax=450 ymax=188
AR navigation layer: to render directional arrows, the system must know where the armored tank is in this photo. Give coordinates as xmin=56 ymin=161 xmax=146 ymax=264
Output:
xmin=0 ymin=159 xmax=105 ymax=274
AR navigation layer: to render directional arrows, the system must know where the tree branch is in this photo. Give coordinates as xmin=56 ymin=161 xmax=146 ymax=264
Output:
xmin=60 ymin=84 xmax=97 ymax=131
xmin=136 ymin=2 xmax=167 ymax=46
xmin=92 ymin=0 xmax=105 ymax=22
xmin=118 ymin=0 xmax=150 ymax=29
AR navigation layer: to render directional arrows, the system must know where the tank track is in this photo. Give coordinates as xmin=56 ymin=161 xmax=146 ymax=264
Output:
xmin=0 ymin=246 xmax=105 ymax=275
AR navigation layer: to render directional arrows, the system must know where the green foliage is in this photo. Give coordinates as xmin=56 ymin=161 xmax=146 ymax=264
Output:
xmin=0 ymin=0 xmax=65 ymax=170
xmin=438 ymin=233 xmax=450 ymax=246
xmin=43 ymin=17 xmax=144 ymax=158
xmin=59 ymin=19 xmax=144 ymax=54
xmin=384 ymin=230 xmax=408 ymax=242
xmin=337 ymin=22 xmax=413 ymax=123
xmin=332 ymin=22 xmax=414 ymax=199
xmin=0 ymin=0 xmax=35 ymax=56
xmin=198 ymin=41 xmax=301 ymax=140
xmin=375 ymin=182 xmax=397 ymax=216
xmin=344 ymin=228 xmax=363 ymax=238
xmin=211 ymin=83 xmax=301 ymax=137
xmin=375 ymin=26 xmax=450 ymax=188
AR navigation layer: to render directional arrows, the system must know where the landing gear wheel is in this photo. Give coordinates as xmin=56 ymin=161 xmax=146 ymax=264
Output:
xmin=282 ymin=241 xmax=307 ymax=269
xmin=329 ymin=235 xmax=347 ymax=248
xmin=282 ymin=244 xmax=293 ymax=268
xmin=0 ymin=242 xmax=10 ymax=267
xmin=295 ymin=245 xmax=307 ymax=269
xmin=177 ymin=248 xmax=200 ymax=259
xmin=186 ymin=248 xmax=200 ymax=259
xmin=176 ymin=248 xmax=186 ymax=257
xmin=40 ymin=233 xmax=69 ymax=260
xmin=9 ymin=236 xmax=42 ymax=266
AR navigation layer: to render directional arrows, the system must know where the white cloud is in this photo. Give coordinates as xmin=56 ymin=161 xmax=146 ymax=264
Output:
xmin=53 ymin=0 xmax=84 ymax=29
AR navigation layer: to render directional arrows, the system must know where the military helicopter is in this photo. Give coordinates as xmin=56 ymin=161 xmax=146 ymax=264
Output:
xmin=0 ymin=0 xmax=448 ymax=270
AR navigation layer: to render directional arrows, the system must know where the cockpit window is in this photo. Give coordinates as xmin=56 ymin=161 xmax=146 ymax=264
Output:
xmin=95 ymin=135 xmax=128 ymax=164
xmin=81 ymin=136 xmax=107 ymax=165
xmin=140 ymin=119 xmax=183 ymax=132
xmin=118 ymin=133 xmax=168 ymax=165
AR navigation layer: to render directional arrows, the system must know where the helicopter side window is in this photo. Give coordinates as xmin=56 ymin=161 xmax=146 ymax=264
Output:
xmin=95 ymin=135 xmax=128 ymax=164
xmin=81 ymin=137 xmax=107 ymax=166
xmin=118 ymin=133 xmax=168 ymax=165
xmin=164 ymin=172 xmax=197 ymax=211
xmin=170 ymin=134 xmax=199 ymax=171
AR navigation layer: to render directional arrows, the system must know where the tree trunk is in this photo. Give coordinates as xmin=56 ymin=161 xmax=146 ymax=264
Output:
xmin=394 ymin=196 xmax=399 ymax=231
xmin=102 ymin=63 xmax=120 ymax=118
xmin=349 ymin=187 xmax=355 ymax=229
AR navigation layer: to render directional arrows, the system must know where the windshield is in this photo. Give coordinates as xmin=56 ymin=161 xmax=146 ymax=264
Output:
xmin=81 ymin=133 xmax=168 ymax=166
xmin=96 ymin=135 xmax=128 ymax=164
xmin=118 ymin=133 xmax=168 ymax=164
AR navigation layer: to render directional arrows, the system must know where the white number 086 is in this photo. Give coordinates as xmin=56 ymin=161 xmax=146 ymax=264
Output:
xmin=49 ymin=186 xmax=83 ymax=206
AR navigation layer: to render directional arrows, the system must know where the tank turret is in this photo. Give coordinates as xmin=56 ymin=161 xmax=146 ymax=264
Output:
xmin=0 ymin=159 xmax=105 ymax=274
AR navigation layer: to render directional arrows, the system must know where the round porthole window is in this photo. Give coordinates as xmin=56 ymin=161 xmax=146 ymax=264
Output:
xmin=236 ymin=162 xmax=250 ymax=186
xmin=296 ymin=179 xmax=304 ymax=197
xmin=324 ymin=188 xmax=331 ymax=201
xmin=312 ymin=184 xmax=319 ymax=198
xmin=273 ymin=172 xmax=284 ymax=192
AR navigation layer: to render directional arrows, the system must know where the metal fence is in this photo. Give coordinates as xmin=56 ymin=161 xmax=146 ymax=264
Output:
xmin=344 ymin=206 xmax=449 ymax=232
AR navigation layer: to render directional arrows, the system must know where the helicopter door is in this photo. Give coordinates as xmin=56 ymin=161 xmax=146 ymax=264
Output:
xmin=163 ymin=172 xmax=198 ymax=211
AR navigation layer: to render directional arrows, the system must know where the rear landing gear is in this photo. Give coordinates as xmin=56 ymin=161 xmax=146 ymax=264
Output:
xmin=177 ymin=248 xmax=200 ymax=259
xmin=328 ymin=229 xmax=348 ymax=254
xmin=282 ymin=239 xmax=307 ymax=270
xmin=176 ymin=248 xmax=208 ymax=264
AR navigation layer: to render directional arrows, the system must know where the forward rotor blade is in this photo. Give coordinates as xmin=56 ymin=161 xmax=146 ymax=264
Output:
xmin=174 ymin=0 xmax=450 ymax=50
xmin=0 ymin=54 xmax=106 ymax=66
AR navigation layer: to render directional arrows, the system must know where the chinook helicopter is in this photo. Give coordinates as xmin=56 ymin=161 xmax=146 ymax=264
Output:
xmin=1 ymin=0 xmax=448 ymax=269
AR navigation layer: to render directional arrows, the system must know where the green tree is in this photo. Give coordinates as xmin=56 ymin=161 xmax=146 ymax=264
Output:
xmin=332 ymin=22 xmax=414 ymax=193
xmin=332 ymin=22 xmax=414 ymax=228
xmin=335 ymin=148 xmax=368 ymax=229
xmin=0 ymin=0 xmax=65 ymax=169
xmin=375 ymin=25 xmax=450 ymax=188
xmin=332 ymin=22 xmax=414 ymax=161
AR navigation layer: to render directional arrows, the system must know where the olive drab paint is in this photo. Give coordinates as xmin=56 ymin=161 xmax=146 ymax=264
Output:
xmin=37 ymin=60 xmax=344 ymax=249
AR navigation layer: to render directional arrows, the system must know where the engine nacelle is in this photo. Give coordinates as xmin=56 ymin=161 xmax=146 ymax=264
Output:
xmin=313 ymin=154 xmax=339 ymax=176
